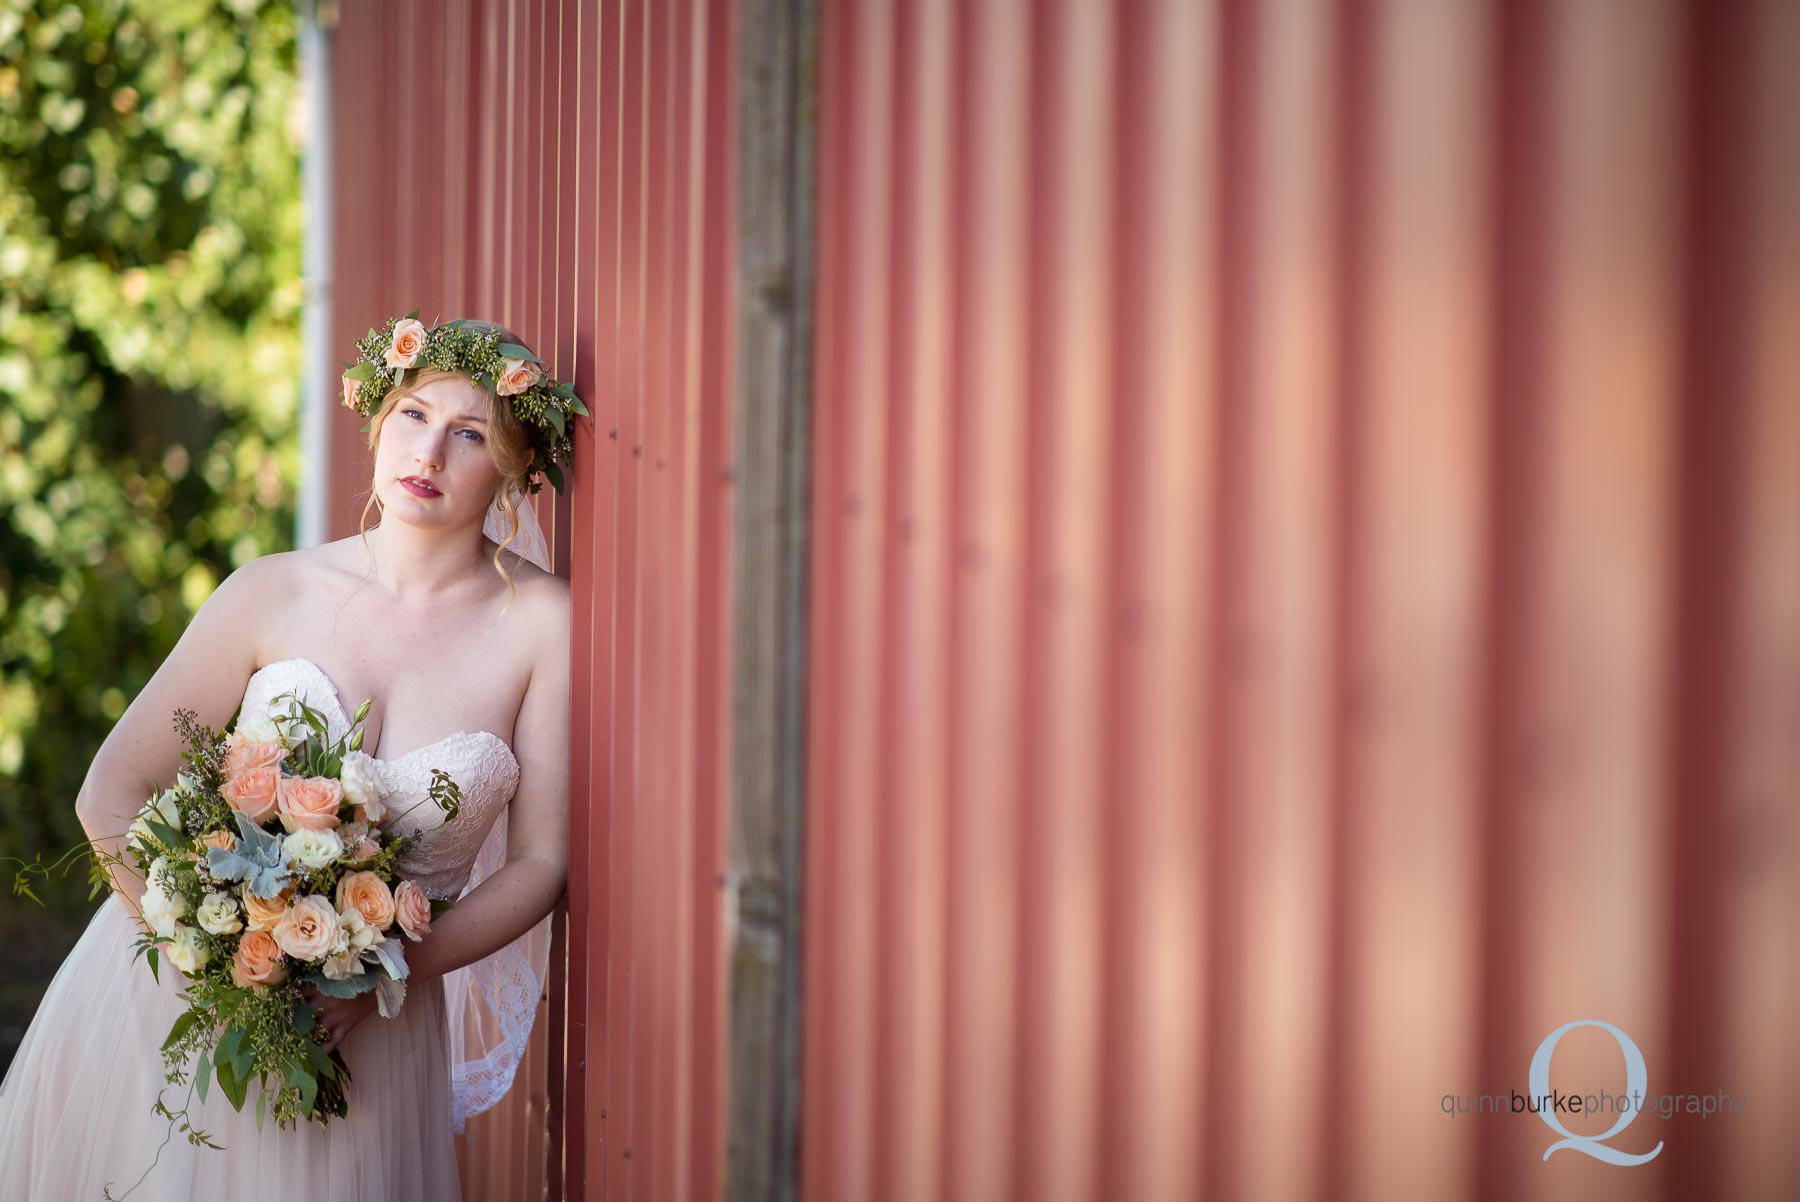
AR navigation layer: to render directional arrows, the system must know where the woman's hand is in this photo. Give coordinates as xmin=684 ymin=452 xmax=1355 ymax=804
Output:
xmin=300 ymin=984 xmax=380 ymax=1055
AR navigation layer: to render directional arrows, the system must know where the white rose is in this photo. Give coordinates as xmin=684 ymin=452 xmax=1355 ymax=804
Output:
xmin=195 ymin=891 xmax=244 ymax=936
xmin=282 ymin=827 xmax=345 ymax=872
xmin=140 ymin=882 xmax=186 ymax=940
xmin=338 ymin=751 xmax=386 ymax=821
xmin=167 ymin=925 xmax=210 ymax=975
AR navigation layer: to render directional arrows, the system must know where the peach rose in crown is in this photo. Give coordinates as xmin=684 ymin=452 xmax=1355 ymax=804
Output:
xmin=393 ymin=879 xmax=432 ymax=942
xmin=223 ymin=729 xmax=284 ymax=778
xmin=336 ymin=870 xmax=397 ymax=931
xmin=222 ymin=765 xmax=280 ymax=824
xmin=277 ymin=775 xmax=344 ymax=833
xmin=243 ymin=881 xmax=298 ymax=932
xmin=385 ymin=318 xmax=428 ymax=369
xmin=231 ymin=929 xmax=288 ymax=989
xmin=496 ymin=356 xmax=541 ymax=396
xmin=273 ymin=894 xmax=341 ymax=963
xmin=341 ymin=373 xmax=363 ymax=410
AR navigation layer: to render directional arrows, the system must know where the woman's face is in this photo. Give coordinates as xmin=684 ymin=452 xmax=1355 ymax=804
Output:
xmin=373 ymin=375 xmax=502 ymax=529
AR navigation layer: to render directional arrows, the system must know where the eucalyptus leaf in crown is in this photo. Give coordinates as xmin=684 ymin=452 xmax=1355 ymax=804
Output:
xmin=339 ymin=309 xmax=588 ymax=495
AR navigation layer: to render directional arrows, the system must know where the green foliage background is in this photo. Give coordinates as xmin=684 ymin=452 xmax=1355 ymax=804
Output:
xmin=0 ymin=0 xmax=301 ymax=1061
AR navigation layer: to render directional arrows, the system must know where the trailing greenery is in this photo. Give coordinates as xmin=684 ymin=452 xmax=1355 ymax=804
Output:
xmin=0 ymin=0 xmax=301 ymax=876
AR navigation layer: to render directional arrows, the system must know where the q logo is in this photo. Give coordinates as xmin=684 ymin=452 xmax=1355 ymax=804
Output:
xmin=1529 ymin=1019 xmax=1664 ymax=1166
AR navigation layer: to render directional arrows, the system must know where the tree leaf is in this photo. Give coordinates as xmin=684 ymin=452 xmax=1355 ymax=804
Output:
xmin=195 ymin=1051 xmax=211 ymax=1104
xmin=146 ymin=946 xmax=160 ymax=984
xmin=496 ymin=342 xmax=543 ymax=364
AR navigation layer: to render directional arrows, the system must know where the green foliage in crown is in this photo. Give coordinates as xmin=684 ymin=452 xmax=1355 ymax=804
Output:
xmin=338 ymin=310 xmax=588 ymax=495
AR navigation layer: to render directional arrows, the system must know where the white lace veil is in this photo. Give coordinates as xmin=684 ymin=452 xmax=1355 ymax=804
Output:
xmin=446 ymin=484 xmax=557 ymax=1134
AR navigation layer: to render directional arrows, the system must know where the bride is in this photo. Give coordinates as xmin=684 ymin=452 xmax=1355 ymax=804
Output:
xmin=0 ymin=316 xmax=575 ymax=1201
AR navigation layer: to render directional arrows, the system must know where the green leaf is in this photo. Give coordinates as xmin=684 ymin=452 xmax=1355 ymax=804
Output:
xmin=546 ymin=406 xmax=565 ymax=437
xmin=286 ymin=1063 xmax=319 ymax=1114
xmin=145 ymin=818 xmax=184 ymax=850
xmin=495 ymin=342 xmax=543 ymax=364
xmin=217 ymin=1024 xmax=244 ymax=1068
xmin=568 ymin=396 xmax=589 ymax=417
xmin=217 ymin=1053 xmax=248 ymax=1111
xmin=162 ymin=1010 xmax=199 ymax=1052
xmin=304 ymin=1040 xmax=337 ymax=1079
xmin=404 ymin=308 xmax=419 ymax=321
xmin=146 ymin=946 xmax=160 ymax=984
xmin=344 ymin=361 xmax=377 ymax=381
xmin=292 ymin=1003 xmax=317 ymax=1036
xmin=255 ymin=1087 xmax=267 ymax=1130
xmin=545 ymin=461 xmax=565 ymax=494
xmin=195 ymin=1051 xmax=211 ymax=1103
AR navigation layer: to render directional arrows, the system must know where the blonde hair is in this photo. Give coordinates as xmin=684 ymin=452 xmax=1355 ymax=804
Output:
xmin=356 ymin=322 xmax=541 ymax=611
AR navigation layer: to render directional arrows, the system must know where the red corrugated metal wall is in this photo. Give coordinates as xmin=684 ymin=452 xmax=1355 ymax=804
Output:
xmin=803 ymin=3 xmax=1799 ymax=1202
xmin=326 ymin=1 xmax=737 ymax=1198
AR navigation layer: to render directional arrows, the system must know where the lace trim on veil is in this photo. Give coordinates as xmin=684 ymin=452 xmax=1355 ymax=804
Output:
xmin=450 ymin=486 xmax=556 ymax=1134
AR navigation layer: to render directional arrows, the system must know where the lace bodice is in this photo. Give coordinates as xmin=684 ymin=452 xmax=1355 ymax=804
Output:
xmin=238 ymin=657 xmax=522 ymax=901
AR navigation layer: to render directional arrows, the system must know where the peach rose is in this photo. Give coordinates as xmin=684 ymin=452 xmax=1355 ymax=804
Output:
xmin=335 ymin=871 xmax=397 ymax=931
xmin=231 ymin=929 xmax=288 ymax=989
xmin=385 ymin=318 xmax=427 ymax=369
xmin=222 ymin=765 xmax=280 ymax=824
xmin=276 ymin=775 xmax=344 ymax=834
xmin=496 ymin=356 xmax=541 ymax=396
xmin=341 ymin=373 xmax=363 ymax=409
xmin=223 ymin=730 xmax=285 ymax=778
xmin=201 ymin=829 xmax=238 ymax=854
xmin=393 ymin=879 xmax=432 ymax=942
xmin=242 ymin=881 xmax=297 ymax=932
xmin=272 ymin=894 xmax=340 ymax=963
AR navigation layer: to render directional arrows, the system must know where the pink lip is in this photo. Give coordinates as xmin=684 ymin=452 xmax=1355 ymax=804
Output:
xmin=400 ymin=476 xmax=441 ymax=498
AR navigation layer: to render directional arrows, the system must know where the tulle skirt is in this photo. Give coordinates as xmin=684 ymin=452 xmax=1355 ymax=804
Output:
xmin=0 ymin=894 xmax=462 ymax=1202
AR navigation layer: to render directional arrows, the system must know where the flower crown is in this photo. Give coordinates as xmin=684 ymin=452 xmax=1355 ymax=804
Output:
xmin=339 ymin=310 xmax=587 ymax=495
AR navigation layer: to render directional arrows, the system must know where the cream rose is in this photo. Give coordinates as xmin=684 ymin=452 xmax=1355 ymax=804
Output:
xmin=282 ymin=827 xmax=345 ymax=872
xmin=276 ymin=775 xmax=344 ymax=833
xmin=232 ymin=929 xmax=288 ymax=989
xmin=496 ymin=356 xmax=541 ymax=396
xmin=385 ymin=318 xmax=427 ymax=369
xmin=393 ymin=879 xmax=432 ymax=942
xmin=167 ymin=925 xmax=210 ymax=975
xmin=338 ymin=750 xmax=387 ymax=822
xmin=272 ymin=894 xmax=340 ymax=963
xmin=335 ymin=871 xmax=397 ymax=931
xmin=234 ymin=705 xmax=284 ymax=746
xmin=223 ymin=765 xmax=280 ymax=824
xmin=242 ymin=881 xmax=297 ymax=932
xmin=223 ymin=730 xmax=285 ymax=778
xmin=195 ymin=891 xmax=244 ymax=936
xmin=323 ymin=905 xmax=384 ymax=980
xmin=139 ymin=882 xmax=186 ymax=940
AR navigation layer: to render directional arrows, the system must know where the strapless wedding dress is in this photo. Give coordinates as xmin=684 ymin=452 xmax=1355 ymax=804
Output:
xmin=0 ymin=658 xmax=527 ymax=1202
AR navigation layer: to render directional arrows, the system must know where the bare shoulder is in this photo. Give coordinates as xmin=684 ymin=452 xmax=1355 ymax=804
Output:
xmin=511 ymin=566 xmax=571 ymax=650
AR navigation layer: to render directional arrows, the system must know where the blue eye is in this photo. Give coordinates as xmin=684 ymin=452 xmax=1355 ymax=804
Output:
xmin=402 ymin=408 xmax=484 ymax=443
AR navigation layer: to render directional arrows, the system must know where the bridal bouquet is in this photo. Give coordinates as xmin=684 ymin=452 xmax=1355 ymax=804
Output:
xmin=111 ymin=685 xmax=463 ymax=1137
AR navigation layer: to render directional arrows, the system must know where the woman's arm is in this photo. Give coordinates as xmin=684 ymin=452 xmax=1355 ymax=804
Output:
xmin=403 ymin=580 xmax=572 ymax=987
xmin=72 ymin=554 xmax=281 ymax=923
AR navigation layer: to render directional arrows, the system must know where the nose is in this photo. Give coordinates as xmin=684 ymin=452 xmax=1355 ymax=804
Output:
xmin=415 ymin=428 xmax=445 ymax=473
